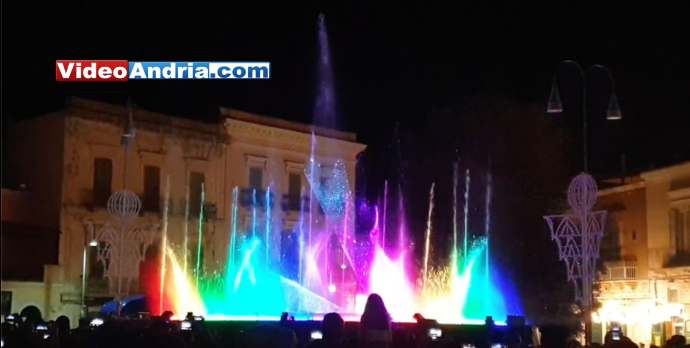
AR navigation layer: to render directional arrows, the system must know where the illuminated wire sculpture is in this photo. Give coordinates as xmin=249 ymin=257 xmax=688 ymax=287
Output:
xmin=107 ymin=190 xmax=142 ymax=219
xmin=544 ymin=173 xmax=607 ymax=308
xmin=84 ymin=191 xmax=159 ymax=300
xmin=83 ymin=102 xmax=160 ymax=301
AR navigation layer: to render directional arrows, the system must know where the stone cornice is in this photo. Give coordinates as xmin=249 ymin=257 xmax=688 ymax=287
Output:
xmin=220 ymin=107 xmax=357 ymax=142
xmin=640 ymin=161 xmax=690 ymax=181
xmin=225 ymin=118 xmax=366 ymax=159
xmin=66 ymin=98 xmax=229 ymax=144
xmin=21 ymin=99 xmax=367 ymax=158
xmin=598 ymin=181 xmax=646 ymax=197
xmin=668 ymin=187 xmax=690 ymax=201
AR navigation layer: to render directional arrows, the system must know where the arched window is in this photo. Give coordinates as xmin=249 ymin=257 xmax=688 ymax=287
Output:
xmin=601 ymin=214 xmax=622 ymax=260
xmin=93 ymin=158 xmax=112 ymax=207
xmin=670 ymin=208 xmax=686 ymax=254
xmin=189 ymin=172 xmax=205 ymax=216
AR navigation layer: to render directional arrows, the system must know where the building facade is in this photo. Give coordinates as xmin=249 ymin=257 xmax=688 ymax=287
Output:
xmin=1 ymin=188 xmax=61 ymax=322
xmin=593 ymin=161 xmax=690 ymax=346
xmin=1 ymin=99 xmax=365 ymax=325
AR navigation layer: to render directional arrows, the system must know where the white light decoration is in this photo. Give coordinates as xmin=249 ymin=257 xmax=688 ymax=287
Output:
xmin=544 ymin=173 xmax=607 ymax=309
xmin=84 ymin=190 xmax=159 ymax=300
xmin=82 ymin=101 xmax=160 ymax=303
xmin=106 ymin=190 xmax=142 ymax=219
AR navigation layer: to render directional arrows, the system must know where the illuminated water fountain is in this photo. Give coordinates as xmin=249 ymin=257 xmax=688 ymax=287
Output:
xmin=365 ymin=164 xmax=522 ymax=323
xmin=148 ymin=156 xmax=521 ymax=323
xmin=144 ymin=14 xmax=521 ymax=324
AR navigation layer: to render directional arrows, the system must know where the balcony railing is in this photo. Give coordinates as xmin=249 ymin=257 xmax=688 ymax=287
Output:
xmin=238 ymin=188 xmax=325 ymax=215
xmin=239 ymin=188 xmax=274 ymax=208
xmin=600 ymin=261 xmax=637 ymax=280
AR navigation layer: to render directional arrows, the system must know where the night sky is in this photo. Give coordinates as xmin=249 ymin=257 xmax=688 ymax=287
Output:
xmin=3 ymin=2 xmax=689 ymax=171
xmin=3 ymin=1 xmax=689 ymax=318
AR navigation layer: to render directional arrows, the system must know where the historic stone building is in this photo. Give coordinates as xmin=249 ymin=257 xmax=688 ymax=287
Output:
xmin=593 ymin=161 xmax=690 ymax=345
xmin=1 ymin=98 xmax=365 ymax=325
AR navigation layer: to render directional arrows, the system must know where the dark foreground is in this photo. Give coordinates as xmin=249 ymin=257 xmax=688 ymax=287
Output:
xmin=2 ymin=316 xmax=547 ymax=348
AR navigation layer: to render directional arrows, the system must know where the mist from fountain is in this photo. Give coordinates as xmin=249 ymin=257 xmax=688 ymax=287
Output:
xmin=149 ymin=160 xmax=521 ymax=323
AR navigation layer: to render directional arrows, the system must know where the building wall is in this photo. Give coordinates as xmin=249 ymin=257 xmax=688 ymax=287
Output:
xmin=2 ymin=115 xmax=69 ymax=321
xmin=642 ymin=163 xmax=690 ymax=269
xmin=594 ymin=162 xmax=690 ymax=345
xmin=1 ymin=189 xmax=44 ymax=224
xmin=598 ymin=186 xmax=649 ymax=278
xmin=7 ymin=113 xmax=65 ymax=227
xmin=642 ymin=163 xmax=690 ymax=341
xmin=645 ymin=178 xmax=673 ymax=269
xmin=59 ymin=104 xmax=229 ymax=291
xmin=2 ymin=99 xmax=365 ymax=326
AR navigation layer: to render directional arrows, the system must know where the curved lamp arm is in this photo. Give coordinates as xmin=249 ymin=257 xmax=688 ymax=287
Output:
xmin=546 ymin=60 xmax=622 ymax=172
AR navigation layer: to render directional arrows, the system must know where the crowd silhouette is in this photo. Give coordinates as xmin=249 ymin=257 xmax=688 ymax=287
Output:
xmin=1 ymin=295 xmax=687 ymax=348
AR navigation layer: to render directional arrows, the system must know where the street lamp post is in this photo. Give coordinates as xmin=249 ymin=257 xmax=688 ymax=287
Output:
xmin=82 ymin=101 xmax=153 ymax=315
xmin=547 ymin=60 xmax=623 ymax=173
xmin=81 ymin=236 xmax=98 ymax=318
xmin=81 ymin=237 xmax=88 ymax=318
xmin=544 ymin=174 xmax=607 ymax=344
xmin=545 ymin=60 xmax=621 ymax=344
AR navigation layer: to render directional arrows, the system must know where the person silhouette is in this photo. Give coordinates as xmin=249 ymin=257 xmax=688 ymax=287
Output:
xmin=360 ymin=293 xmax=392 ymax=348
xmin=20 ymin=305 xmax=43 ymax=326
xmin=55 ymin=315 xmax=71 ymax=347
xmin=308 ymin=312 xmax=345 ymax=348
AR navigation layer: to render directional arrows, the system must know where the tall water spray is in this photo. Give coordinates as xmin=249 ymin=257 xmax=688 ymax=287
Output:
xmin=265 ymin=186 xmax=272 ymax=265
xmin=463 ymin=169 xmax=471 ymax=265
xmin=159 ymin=176 xmax=171 ymax=314
xmin=484 ymin=164 xmax=492 ymax=283
xmin=195 ymin=183 xmax=206 ymax=286
xmin=308 ymin=133 xmax=316 ymax=267
xmin=251 ymin=188 xmax=257 ymax=238
xmin=452 ymin=162 xmax=459 ymax=272
xmin=314 ymin=13 xmax=336 ymax=129
xmin=422 ymin=183 xmax=435 ymax=290
xmin=298 ymin=187 xmax=306 ymax=286
xmin=397 ymin=184 xmax=406 ymax=253
xmin=382 ymin=180 xmax=388 ymax=249
xmin=229 ymin=187 xmax=239 ymax=270
xmin=183 ymin=183 xmax=190 ymax=272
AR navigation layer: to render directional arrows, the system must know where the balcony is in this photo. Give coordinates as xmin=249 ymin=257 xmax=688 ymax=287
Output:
xmin=595 ymin=278 xmax=651 ymax=300
xmin=238 ymin=187 xmax=324 ymax=215
xmin=281 ymin=194 xmax=316 ymax=212
xmin=600 ymin=261 xmax=637 ymax=281
xmin=239 ymin=188 xmax=274 ymax=209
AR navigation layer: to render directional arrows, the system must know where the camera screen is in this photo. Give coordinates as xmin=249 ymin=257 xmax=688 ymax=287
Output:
xmin=428 ymin=328 xmax=442 ymax=340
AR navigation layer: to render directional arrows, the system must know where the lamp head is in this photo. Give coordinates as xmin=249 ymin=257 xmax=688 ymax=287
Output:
xmin=547 ymin=78 xmax=563 ymax=114
xmin=606 ymin=93 xmax=622 ymax=120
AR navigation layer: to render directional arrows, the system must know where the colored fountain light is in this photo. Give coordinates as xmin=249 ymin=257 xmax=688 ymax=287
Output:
xmin=147 ymin=159 xmax=521 ymax=323
xmin=141 ymin=14 xmax=521 ymax=324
